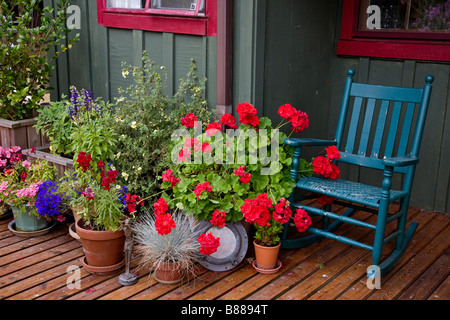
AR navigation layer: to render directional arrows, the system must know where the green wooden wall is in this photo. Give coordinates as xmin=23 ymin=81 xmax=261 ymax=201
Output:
xmin=233 ymin=0 xmax=450 ymax=213
xmin=45 ymin=0 xmax=216 ymax=107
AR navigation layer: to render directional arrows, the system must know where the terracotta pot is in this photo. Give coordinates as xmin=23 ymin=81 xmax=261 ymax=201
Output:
xmin=154 ymin=261 xmax=185 ymax=284
xmin=253 ymin=240 xmax=281 ymax=270
xmin=75 ymin=219 xmax=125 ymax=268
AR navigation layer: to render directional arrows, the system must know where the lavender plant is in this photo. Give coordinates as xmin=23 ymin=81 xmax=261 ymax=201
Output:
xmin=35 ymin=87 xmax=117 ymax=162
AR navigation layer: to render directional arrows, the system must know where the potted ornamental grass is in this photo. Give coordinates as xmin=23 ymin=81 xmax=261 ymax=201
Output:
xmin=133 ymin=197 xmax=221 ymax=284
xmin=0 ymin=156 xmax=67 ymax=235
xmin=63 ymin=151 xmax=143 ymax=275
xmin=0 ymin=0 xmax=78 ymax=148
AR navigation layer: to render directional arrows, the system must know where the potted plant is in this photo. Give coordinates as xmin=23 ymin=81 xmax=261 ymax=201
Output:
xmin=160 ymin=102 xmax=340 ymax=271
xmin=241 ymin=195 xmax=312 ymax=273
xmin=0 ymin=0 xmax=79 ymax=148
xmin=0 ymin=146 xmax=22 ymax=218
xmin=242 ymin=144 xmax=341 ymax=273
xmin=64 ymin=151 xmax=143 ymax=275
xmin=160 ymin=103 xmax=305 ymax=223
xmin=112 ymin=51 xmax=216 ymax=199
xmin=0 ymin=157 xmax=67 ymax=236
xmin=31 ymin=86 xmax=118 ymax=176
xmin=133 ymin=197 xmax=221 ymax=284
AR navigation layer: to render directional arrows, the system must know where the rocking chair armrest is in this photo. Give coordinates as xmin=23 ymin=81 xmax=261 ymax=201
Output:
xmin=382 ymin=155 xmax=419 ymax=167
xmin=284 ymin=138 xmax=337 ymax=147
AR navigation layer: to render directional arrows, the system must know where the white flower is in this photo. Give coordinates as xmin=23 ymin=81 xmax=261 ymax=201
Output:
xmin=137 ymin=167 xmax=142 ymax=172
xmin=122 ymin=70 xmax=129 ymax=78
xmin=116 ymin=185 xmax=121 ymax=190
xmin=131 ymin=121 xmax=137 ymax=129
xmin=122 ymin=172 xmax=129 ymax=181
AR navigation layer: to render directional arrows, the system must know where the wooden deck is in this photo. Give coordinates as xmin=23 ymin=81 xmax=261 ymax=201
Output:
xmin=0 ymin=204 xmax=449 ymax=302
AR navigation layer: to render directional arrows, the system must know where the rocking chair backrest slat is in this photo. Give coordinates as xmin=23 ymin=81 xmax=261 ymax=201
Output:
xmin=370 ymin=99 xmax=389 ymax=158
xmin=335 ymin=69 xmax=434 ymax=176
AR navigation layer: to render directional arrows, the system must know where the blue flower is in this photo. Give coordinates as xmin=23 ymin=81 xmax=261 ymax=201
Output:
xmin=35 ymin=181 xmax=68 ymax=218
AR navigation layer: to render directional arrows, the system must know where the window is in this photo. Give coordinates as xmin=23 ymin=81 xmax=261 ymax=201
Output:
xmin=337 ymin=0 xmax=450 ymax=61
xmin=97 ymin=0 xmax=216 ymax=36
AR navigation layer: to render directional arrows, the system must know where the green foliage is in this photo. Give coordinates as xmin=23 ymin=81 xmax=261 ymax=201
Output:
xmin=112 ymin=51 xmax=216 ymax=198
xmin=0 ymin=0 xmax=79 ymax=120
xmin=35 ymin=87 xmax=118 ymax=162
xmin=161 ymin=119 xmax=297 ymax=222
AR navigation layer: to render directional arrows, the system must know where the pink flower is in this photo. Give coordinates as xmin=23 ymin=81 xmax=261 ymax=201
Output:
xmin=202 ymin=142 xmax=212 ymax=153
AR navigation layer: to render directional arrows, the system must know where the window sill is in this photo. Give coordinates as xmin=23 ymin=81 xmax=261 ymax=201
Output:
xmin=337 ymin=39 xmax=450 ymax=62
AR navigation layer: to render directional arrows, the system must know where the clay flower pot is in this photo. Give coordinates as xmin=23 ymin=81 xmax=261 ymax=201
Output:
xmin=253 ymin=240 xmax=282 ymax=274
xmin=154 ymin=261 xmax=185 ymax=284
xmin=75 ymin=219 xmax=125 ymax=275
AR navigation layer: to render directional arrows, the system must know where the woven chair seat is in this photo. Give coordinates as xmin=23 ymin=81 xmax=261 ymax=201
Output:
xmin=296 ymin=176 xmax=408 ymax=208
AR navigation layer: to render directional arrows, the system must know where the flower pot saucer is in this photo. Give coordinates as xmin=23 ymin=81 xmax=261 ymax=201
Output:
xmin=153 ymin=271 xmax=185 ymax=285
xmin=69 ymin=222 xmax=81 ymax=242
xmin=252 ymin=259 xmax=282 ymax=274
xmin=8 ymin=220 xmax=56 ymax=238
xmin=81 ymin=256 xmax=125 ymax=276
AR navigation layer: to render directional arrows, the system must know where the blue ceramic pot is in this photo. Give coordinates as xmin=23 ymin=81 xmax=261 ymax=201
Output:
xmin=12 ymin=205 xmax=49 ymax=231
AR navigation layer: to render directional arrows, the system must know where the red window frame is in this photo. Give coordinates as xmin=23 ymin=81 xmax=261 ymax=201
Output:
xmin=337 ymin=0 xmax=450 ymax=62
xmin=96 ymin=0 xmax=217 ymax=36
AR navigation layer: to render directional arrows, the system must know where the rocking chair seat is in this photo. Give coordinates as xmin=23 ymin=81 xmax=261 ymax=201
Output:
xmin=297 ymin=176 xmax=408 ymax=208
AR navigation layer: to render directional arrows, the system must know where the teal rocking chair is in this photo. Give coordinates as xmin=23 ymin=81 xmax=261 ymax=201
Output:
xmin=281 ymin=69 xmax=434 ymax=276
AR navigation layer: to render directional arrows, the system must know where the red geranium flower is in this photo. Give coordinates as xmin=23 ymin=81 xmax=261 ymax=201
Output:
xmin=289 ymin=110 xmax=309 ymax=133
xmin=198 ymin=232 xmax=221 ymax=255
xmin=194 ymin=181 xmax=213 ymax=199
xmin=155 ymin=213 xmax=176 ymax=235
xmin=153 ymin=197 xmax=169 ymax=216
xmin=278 ymin=103 xmax=297 ymax=120
xmin=206 ymin=122 xmax=222 ymax=136
xmin=325 ymin=145 xmax=341 ymax=160
xmin=210 ymin=209 xmax=226 ymax=228
xmin=293 ymin=208 xmax=312 ymax=232
xmin=162 ymin=168 xmax=180 ymax=188
xmin=220 ymin=113 xmax=238 ymax=129
xmin=181 ymin=113 xmax=199 ymax=128
xmin=236 ymin=102 xmax=259 ymax=128
xmin=273 ymin=198 xmax=293 ymax=224
xmin=317 ymin=195 xmax=335 ymax=206
xmin=240 ymin=193 xmax=273 ymax=227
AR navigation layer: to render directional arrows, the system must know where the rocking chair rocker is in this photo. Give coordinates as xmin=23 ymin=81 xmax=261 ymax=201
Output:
xmin=281 ymin=69 xmax=434 ymax=276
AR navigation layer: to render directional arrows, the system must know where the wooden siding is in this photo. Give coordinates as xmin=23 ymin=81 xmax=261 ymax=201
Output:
xmin=233 ymin=0 xmax=450 ymax=213
xmin=45 ymin=0 xmax=217 ymax=107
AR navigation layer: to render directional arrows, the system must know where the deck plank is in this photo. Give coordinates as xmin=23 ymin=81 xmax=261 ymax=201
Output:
xmin=0 ymin=204 xmax=448 ymax=301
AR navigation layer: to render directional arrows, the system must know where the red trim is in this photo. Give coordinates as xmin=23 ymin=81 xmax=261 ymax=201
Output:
xmin=97 ymin=0 xmax=217 ymax=36
xmin=337 ymin=0 xmax=450 ymax=62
